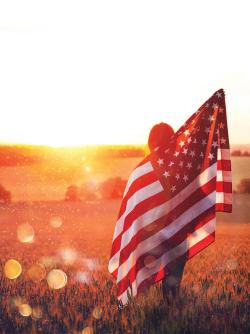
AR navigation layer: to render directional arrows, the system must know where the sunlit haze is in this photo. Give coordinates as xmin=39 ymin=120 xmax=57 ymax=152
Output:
xmin=0 ymin=0 xmax=249 ymax=146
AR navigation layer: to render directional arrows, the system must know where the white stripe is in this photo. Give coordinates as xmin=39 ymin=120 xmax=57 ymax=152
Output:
xmin=123 ymin=161 xmax=154 ymax=198
xmin=216 ymin=192 xmax=232 ymax=204
xmin=127 ymin=217 xmax=216 ymax=298
xmin=108 ymin=180 xmax=164 ymax=275
xmin=108 ymin=162 xmax=217 ymax=274
xmin=217 ymin=148 xmax=230 ymax=160
xmin=113 ymin=181 xmax=164 ymax=239
xmin=216 ymin=170 xmax=232 ymax=182
xmin=117 ymin=191 xmax=216 ymax=283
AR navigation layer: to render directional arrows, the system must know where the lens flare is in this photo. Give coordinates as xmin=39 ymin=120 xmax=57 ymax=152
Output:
xmin=19 ymin=303 xmax=32 ymax=317
xmin=47 ymin=269 xmax=67 ymax=289
xmin=17 ymin=223 xmax=34 ymax=243
xmin=4 ymin=259 xmax=22 ymax=279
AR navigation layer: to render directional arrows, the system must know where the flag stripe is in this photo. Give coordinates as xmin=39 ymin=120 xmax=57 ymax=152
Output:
xmin=118 ymin=177 xmax=217 ymax=265
xmin=118 ymin=217 xmax=216 ymax=304
xmin=117 ymin=206 xmax=215 ymax=296
xmin=108 ymin=160 xmax=226 ymax=275
xmin=109 ymin=90 xmax=232 ymax=306
xmin=117 ymin=191 xmax=216 ymax=283
xmin=123 ymin=161 xmax=154 ymax=198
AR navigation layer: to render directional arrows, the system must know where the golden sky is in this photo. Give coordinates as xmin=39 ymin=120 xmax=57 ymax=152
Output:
xmin=0 ymin=0 xmax=249 ymax=146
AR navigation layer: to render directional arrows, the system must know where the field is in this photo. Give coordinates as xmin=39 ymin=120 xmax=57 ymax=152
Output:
xmin=0 ymin=200 xmax=249 ymax=334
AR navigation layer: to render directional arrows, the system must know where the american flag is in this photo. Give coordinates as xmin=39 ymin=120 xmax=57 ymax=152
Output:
xmin=108 ymin=89 xmax=232 ymax=306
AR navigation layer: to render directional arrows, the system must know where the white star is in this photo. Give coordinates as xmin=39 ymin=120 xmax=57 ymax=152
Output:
xmin=220 ymin=137 xmax=226 ymax=145
xmin=154 ymin=146 xmax=159 ymax=152
xmin=164 ymin=148 xmax=170 ymax=154
xmin=208 ymin=115 xmax=215 ymax=122
xmin=175 ymin=173 xmax=180 ymax=180
xmin=216 ymin=129 xmax=220 ymax=135
xmin=205 ymin=103 xmax=209 ymax=108
xmin=183 ymin=175 xmax=189 ymax=182
xmin=179 ymin=140 xmax=185 ymax=148
xmin=174 ymin=151 xmax=179 ymax=157
xmin=208 ymin=152 xmax=214 ymax=160
xmin=179 ymin=161 xmax=184 ymax=167
xmin=169 ymin=161 xmax=174 ymax=167
xmin=212 ymin=103 xmax=218 ymax=110
xmin=163 ymin=171 xmax=170 ymax=178
xmin=191 ymin=119 xmax=196 ymax=124
xmin=157 ymin=158 xmax=164 ymax=166
xmin=216 ymin=91 xmax=222 ymax=98
xmin=202 ymin=139 xmax=207 ymax=146
xmin=187 ymin=137 xmax=192 ymax=143
xmin=200 ymin=152 xmax=204 ymax=158
xmin=182 ymin=148 xmax=188 ymax=155
xmin=190 ymin=150 xmax=195 ymax=157
xmin=197 ymin=164 xmax=201 ymax=170
xmin=219 ymin=107 xmax=224 ymax=113
xmin=212 ymin=141 xmax=218 ymax=148
xmin=184 ymin=129 xmax=190 ymax=136
xmin=193 ymin=138 xmax=197 ymax=144
xmin=171 ymin=185 xmax=176 ymax=192
xmin=219 ymin=122 xmax=225 ymax=129
xmin=186 ymin=162 xmax=192 ymax=169
xmin=205 ymin=127 xmax=210 ymax=134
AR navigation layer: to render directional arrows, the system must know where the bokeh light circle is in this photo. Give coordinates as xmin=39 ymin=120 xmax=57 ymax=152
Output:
xmin=82 ymin=327 xmax=94 ymax=334
xmin=17 ymin=223 xmax=34 ymax=243
xmin=50 ymin=216 xmax=63 ymax=228
xmin=47 ymin=269 xmax=67 ymax=289
xmin=32 ymin=306 xmax=43 ymax=319
xmin=19 ymin=303 xmax=32 ymax=317
xmin=92 ymin=306 xmax=103 ymax=319
xmin=4 ymin=259 xmax=22 ymax=279
xmin=27 ymin=263 xmax=46 ymax=282
xmin=144 ymin=255 xmax=157 ymax=269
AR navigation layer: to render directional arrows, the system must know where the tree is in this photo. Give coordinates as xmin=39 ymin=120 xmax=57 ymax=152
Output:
xmin=100 ymin=177 xmax=127 ymax=199
xmin=0 ymin=184 xmax=11 ymax=204
xmin=64 ymin=185 xmax=80 ymax=201
xmin=237 ymin=179 xmax=250 ymax=194
xmin=231 ymin=150 xmax=241 ymax=156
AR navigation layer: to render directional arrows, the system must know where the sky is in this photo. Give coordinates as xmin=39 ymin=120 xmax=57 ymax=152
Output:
xmin=0 ymin=0 xmax=249 ymax=146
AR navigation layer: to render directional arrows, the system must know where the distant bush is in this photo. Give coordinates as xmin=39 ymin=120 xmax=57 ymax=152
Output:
xmin=64 ymin=185 xmax=80 ymax=201
xmin=100 ymin=177 xmax=127 ymax=199
xmin=231 ymin=150 xmax=250 ymax=157
xmin=231 ymin=150 xmax=242 ymax=156
xmin=237 ymin=179 xmax=250 ymax=194
xmin=0 ymin=184 xmax=11 ymax=204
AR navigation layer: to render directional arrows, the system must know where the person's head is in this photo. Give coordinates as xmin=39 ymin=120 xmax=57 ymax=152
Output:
xmin=148 ymin=122 xmax=174 ymax=152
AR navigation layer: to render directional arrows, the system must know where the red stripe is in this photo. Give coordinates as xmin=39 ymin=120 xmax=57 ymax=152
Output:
xmin=117 ymin=207 xmax=215 ymax=296
xmin=216 ymin=181 xmax=232 ymax=193
xmin=216 ymin=203 xmax=232 ymax=212
xmin=118 ymin=171 xmax=158 ymax=219
xmin=118 ymin=177 xmax=216 ymax=265
xmin=217 ymin=160 xmax=231 ymax=170
xmin=125 ymin=231 xmax=215 ymax=299
xmin=111 ymin=191 xmax=167 ymax=255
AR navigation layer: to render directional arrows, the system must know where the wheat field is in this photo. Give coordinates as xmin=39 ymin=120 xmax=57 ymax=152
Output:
xmin=0 ymin=200 xmax=249 ymax=334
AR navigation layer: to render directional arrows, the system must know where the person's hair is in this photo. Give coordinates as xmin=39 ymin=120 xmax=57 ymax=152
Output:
xmin=148 ymin=122 xmax=174 ymax=152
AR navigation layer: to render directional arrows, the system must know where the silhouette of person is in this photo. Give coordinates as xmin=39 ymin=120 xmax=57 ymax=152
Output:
xmin=148 ymin=122 xmax=186 ymax=302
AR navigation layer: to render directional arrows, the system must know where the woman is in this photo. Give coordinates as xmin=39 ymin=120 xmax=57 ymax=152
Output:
xmin=148 ymin=122 xmax=186 ymax=303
